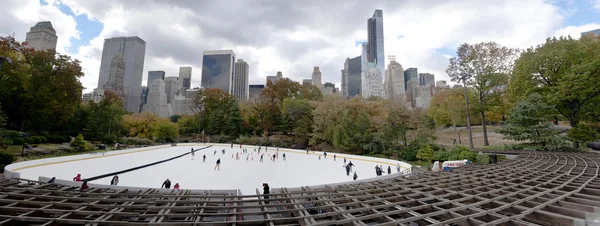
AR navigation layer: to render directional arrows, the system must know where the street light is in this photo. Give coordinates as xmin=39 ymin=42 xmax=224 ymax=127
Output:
xmin=460 ymin=73 xmax=475 ymax=149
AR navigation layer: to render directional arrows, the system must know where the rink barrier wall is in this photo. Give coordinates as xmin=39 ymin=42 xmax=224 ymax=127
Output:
xmin=82 ymin=145 xmax=212 ymax=182
xmin=39 ymin=176 xmax=241 ymax=195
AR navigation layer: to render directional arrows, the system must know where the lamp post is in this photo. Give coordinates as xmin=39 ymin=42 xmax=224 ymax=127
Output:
xmin=460 ymin=73 xmax=474 ymax=149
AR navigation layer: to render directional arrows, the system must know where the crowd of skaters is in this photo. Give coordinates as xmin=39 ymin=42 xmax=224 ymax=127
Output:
xmin=57 ymin=144 xmax=404 ymax=193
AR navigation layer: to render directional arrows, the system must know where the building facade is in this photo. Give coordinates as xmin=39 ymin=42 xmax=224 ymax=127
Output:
xmin=164 ymin=77 xmax=180 ymax=104
xmin=311 ymin=67 xmax=322 ymax=88
xmin=248 ymin=85 xmax=265 ymax=100
xmin=322 ymin=82 xmax=337 ymax=95
xmin=303 ymin=79 xmax=312 ymax=86
xmin=24 ymin=21 xmax=58 ymax=51
xmin=142 ymin=79 xmax=171 ymax=118
xmin=82 ymin=88 xmax=105 ymax=103
xmin=102 ymin=51 xmax=126 ymax=105
xmin=361 ymin=62 xmax=383 ymax=98
xmin=266 ymin=71 xmax=283 ymax=85
xmin=147 ymin=71 xmax=165 ymax=91
xmin=97 ymin=36 xmax=146 ymax=113
xmin=178 ymin=67 xmax=192 ymax=91
xmin=201 ymin=50 xmax=236 ymax=94
xmin=367 ymin=10 xmax=385 ymax=75
xmin=345 ymin=56 xmax=362 ymax=97
xmin=341 ymin=69 xmax=347 ymax=97
xmin=419 ymin=73 xmax=435 ymax=87
xmin=171 ymin=89 xmax=199 ymax=116
xmin=384 ymin=60 xmax=405 ymax=99
xmin=233 ymin=59 xmax=249 ymax=101
xmin=404 ymin=68 xmax=418 ymax=91
xmin=582 ymin=28 xmax=600 ymax=37
xmin=414 ymin=86 xmax=433 ymax=109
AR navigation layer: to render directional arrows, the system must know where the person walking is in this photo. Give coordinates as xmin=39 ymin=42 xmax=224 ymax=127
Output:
xmin=214 ymin=158 xmax=221 ymax=170
xmin=110 ymin=175 xmax=119 ymax=185
xmin=263 ymin=183 xmax=270 ymax=204
xmin=162 ymin=179 xmax=171 ymax=189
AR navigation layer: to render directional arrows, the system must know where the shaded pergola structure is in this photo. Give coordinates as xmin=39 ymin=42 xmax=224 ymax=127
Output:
xmin=0 ymin=151 xmax=599 ymax=225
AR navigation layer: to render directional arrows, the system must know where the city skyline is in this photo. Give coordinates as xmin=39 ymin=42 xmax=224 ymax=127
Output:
xmin=2 ymin=0 xmax=600 ymax=92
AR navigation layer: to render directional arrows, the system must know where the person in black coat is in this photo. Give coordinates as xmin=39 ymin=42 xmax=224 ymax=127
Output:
xmin=47 ymin=177 xmax=56 ymax=183
xmin=387 ymin=166 xmax=391 ymax=174
xmin=263 ymin=183 xmax=270 ymax=204
xmin=162 ymin=179 xmax=171 ymax=189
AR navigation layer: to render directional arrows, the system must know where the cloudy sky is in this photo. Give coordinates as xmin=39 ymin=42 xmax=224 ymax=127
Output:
xmin=1 ymin=0 xmax=599 ymax=92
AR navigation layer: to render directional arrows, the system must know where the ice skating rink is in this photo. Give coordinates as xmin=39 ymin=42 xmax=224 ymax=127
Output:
xmin=10 ymin=144 xmax=410 ymax=195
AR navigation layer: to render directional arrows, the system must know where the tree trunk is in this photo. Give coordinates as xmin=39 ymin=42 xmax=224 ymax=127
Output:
xmin=568 ymin=119 xmax=580 ymax=148
xmin=481 ymin=110 xmax=489 ymax=146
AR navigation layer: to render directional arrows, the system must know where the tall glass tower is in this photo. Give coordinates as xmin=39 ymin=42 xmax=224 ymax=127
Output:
xmin=367 ymin=9 xmax=384 ymax=76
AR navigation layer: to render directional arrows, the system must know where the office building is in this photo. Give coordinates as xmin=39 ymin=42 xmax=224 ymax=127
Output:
xmin=383 ymin=60 xmax=404 ymax=99
xmin=323 ymin=82 xmax=336 ymax=95
xmin=344 ymin=56 xmax=362 ymax=97
xmin=140 ymin=86 xmax=148 ymax=107
xmin=82 ymin=88 xmax=105 ymax=103
xmin=147 ymin=70 xmax=165 ymax=96
xmin=233 ymin=59 xmax=249 ymax=101
xmin=311 ymin=67 xmax=322 ymax=88
xmin=171 ymin=89 xmax=200 ymax=116
xmin=179 ymin=67 xmax=192 ymax=91
xmin=201 ymin=50 xmax=236 ymax=94
xmin=404 ymin=68 xmax=418 ymax=91
xmin=419 ymin=73 xmax=435 ymax=87
xmin=267 ymin=71 xmax=283 ymax=85
xmin=142 ymin=79 xmax=171 ymax=118
xmin=361 ymin=42 xmax=368 ymax=70
xmin=414 ymin=86 xmax=433 ymax=109
xmin=341 ymin=69 xmax=347 ymax=96
xmin=303 ymin=79 xmax=312 ymax=86
xmin=248 ymin=85 xmax=265 ymax=100
xmin=367 ymin=10 xmax=385 ymax=74
xmin=582 ymin=28 xmax=600 ymax=37
xmin=361 ymin=62 xmax=383 ymax=98
xmin=164 ymin=77 xmax=180 ymax=104
xmin=97 ymin=36 xmax=146 ymax=113
xmin=24 ymin=21 xmax=58 ymax=51
xmin=102 ymin=51 xmax=126 ymax=104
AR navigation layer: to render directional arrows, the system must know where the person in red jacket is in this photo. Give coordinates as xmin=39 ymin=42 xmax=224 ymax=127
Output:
xmin=173 ymin=183 xmax=180 ymax=191
xmin=73 ymin=174 xmax=81 ymax=182
xmin=80 ymin=182 xmax=89 ymax=190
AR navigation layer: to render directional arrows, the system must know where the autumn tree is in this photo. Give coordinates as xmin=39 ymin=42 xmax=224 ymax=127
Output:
xmin=509 ymin=35 xmax=600 ymax=148
xmin=122 ymin=112 xmax=179 ymax=141
xmin=281 ymin=98 xmax=313 ymax=139
xmin=85 ymin=91 xmax=127 ymax=142
xmin=446 ymin=42 xmax=519 ymax=146
xmin=194 ymin=88 xmax=242 ymax=137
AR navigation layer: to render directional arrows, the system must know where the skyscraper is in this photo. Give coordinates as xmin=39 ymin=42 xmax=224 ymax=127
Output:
xmin=267 ymin=71 xmax=283 ymax=84
xmin=419 ymin=73 xmax=435 ymax=87
xmin=302 ymin=79 xmax=312 ymax=86
xmin=201 ymin=50 xmax=236 ymax=94
xmin=384 ymin=61 xmax=404 ymax=98
xmin=248 ymin=85 xmax=265 ymax=100
xmin=147 ymin=70 xmax=165 ymax=92
xmin=361 ymin=62 xmax=383 ymax=98
xmin=311 ymin=67 xmax=322 ymax=88
xmin=404 ymin=68 xmax=418 ymax=90
xmin=367 ymin=10 xmax=385 ymax=75
xmin=178 ymin=67 xmax=192 ymax=91
xmin=344 ymin=56 xmax=362 ymax=97
xmin=164 ymin=77 xmax=180 ymax=104
xmin=24 ymin=21 xmax=58 ymax=51
xmin=233 ymin=59 xmax=249 ymax=101
xmin=102 ymin=50 xmax=126 ymax=105
xmin=142 ymin=79 xmax=171 ymax=118
xmin=341 ymin=69 xmax=347 ymax=96
xmin=97 ymin=36 xmax=146 ymax=113
xmin=361 ymin=42 xmax=368 ymax=70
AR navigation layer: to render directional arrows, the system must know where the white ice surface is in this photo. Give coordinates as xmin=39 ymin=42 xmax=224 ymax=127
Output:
xmin=17 ymin=145 xmax=408 ymax=195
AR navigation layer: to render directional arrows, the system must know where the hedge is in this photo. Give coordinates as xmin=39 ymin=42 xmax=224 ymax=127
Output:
xmin=12 ymin=138 xmax=24 ymax=145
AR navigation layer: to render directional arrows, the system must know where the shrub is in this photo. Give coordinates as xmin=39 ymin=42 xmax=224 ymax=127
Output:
xmin=447 ymin=146 xmax=477 ymax=162
xmin=23 ymin=137 xmax=33 ymax=144
xmin=476 ymin=154 xmax=491 ymax=164
xmin=39 ymin=136 xmax=47 ymax=143
xmin=12 ymin=138 xmax=24 ymax=145
xmin=0 ymin=152 xmax=15 ymax=173
xmin=0 ymin=130 xmax=22 ymax=139
xmin=31 ymin=136 xmax=41 ymax=144
xmin=120 ymin=137 xmax=154 ymax=146
xmin=70 ymin=134 xmax=87 ymax=152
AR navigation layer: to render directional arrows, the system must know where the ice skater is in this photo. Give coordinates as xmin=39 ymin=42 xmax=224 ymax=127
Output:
xmin=162 ymin=179 xmax=171 ymax=188
xmin=318 ymin=155 xmax=321 ymax=160
xmin=110 ymin=175 xmax=119 ymax=185
xmin=214 ymin=150 xmax=217 ymax=155
xmin=306 ymin=149 xmax=309 ymax=154
xmin=272 ymin=154 xmax=276 ymax=161
xmin=214 ymin=158 xmax=221 ymax=170
xmin=260 ymin=154 xmax=264 ymax=162
xmin=396 ymin=163 xmax=401 ymax=172
xmin=323 ymin=152 xmax=327 ymax=159
xmin=231 ymin=143 xmax=233 ymax=148
xmin=343 ymin=158 xmax=347 ymax=166
xmin=387 ymin=166 xmax=391 ymax=174
xmin=222 ymin=149 xmax=226 ymax=154
xmin=283 ymin=153 xmax=286 ymax=161
xmin=73 ymin=174 xmax=82 ymax=182
xmin=236 ymin=153 xmax=239 ymax=160
xmin=333 ymin=154 xmax=336 ymax=161
xmin=353 ymin=172 xmax=358 ymax=180
xmin=345 ymin=164 xmax=351 ymax=176
xmin=246 ymin=155 xmax=249 ymax=161
xmin=347 ymin=161 xmax=354 ymax=171
xmin=191 ymin=150 xmax=195 ymax=160
xmin=203 ymin=154 xmax=206 ymax=162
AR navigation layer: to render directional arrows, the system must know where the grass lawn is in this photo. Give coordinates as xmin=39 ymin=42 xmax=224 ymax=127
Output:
xmin=2 ymin=145 xmax=23 ymax=155
xmin=435 ymin=125 xmax=522 ymax=149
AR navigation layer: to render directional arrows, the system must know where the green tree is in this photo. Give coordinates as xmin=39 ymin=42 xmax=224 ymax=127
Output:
xmin=496 ymin=94 xmax=567 ymax=150
xmin=177 ymin=115 xmax=199 ymax=134
xmin=509 ymin=35 xmax=600 ymax=147
xmin=152 ymin=118 xmax=179 ymax=142
xmin=446 ymin=42 xmax=519 ymax=146
xmin=194 ymin=88 xmax=241 ymax=137
xmin=0 ymin=102 xmax=9 ymax=149
xmin=86 ymin=91 xmax=126 ymax=142
xmin=281 ymin=98 xmax=313 ymax=137
xmin=70 ymin=134 xmax=87 ymax=152
xmin=416 ymin=144 xmax=434 ymax=162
